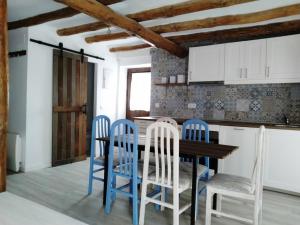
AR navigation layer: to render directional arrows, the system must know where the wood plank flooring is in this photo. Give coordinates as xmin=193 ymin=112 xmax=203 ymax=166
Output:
xmin=0 ymin=192 xmax=88 ymax=225
xmin=6 ymin=160 xmax=300 ymax=225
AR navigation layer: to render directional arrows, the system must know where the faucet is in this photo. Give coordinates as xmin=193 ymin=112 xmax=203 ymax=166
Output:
xmin=283 ymin=114 xmax=290 ymax=125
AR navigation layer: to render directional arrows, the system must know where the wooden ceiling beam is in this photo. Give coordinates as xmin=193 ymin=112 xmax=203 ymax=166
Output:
xmin=8 ymin=0 xmax=122 ymax=30
xmin=57 ymin=0 xmax=255 ymax=36
xmin=88 ymin=3 xmax=300 ymax=43
xmin=109 ymin=19 xmax=300 ymax=52
xmin=56 ymin=0 xmax=187 ymax=58
xmin=110 ymin=44 xmax=152 ymax=52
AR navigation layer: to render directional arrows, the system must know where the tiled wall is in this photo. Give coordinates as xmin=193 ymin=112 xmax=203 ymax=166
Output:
xmin=150 ymin=48 xmax=300 ymax=124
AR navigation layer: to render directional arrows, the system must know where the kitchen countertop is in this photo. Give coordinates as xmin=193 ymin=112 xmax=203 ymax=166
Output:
xmin=133 ymin=116 xmax=300 ymax=130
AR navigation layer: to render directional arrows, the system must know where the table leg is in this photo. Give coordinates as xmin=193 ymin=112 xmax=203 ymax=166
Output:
xmin=212 ymin=158 xmax=218 ymax=210
xmin=103 ymin=142 xmax=109 ymax=206
xmin=190 ymin=156 xmax=198 ymax=225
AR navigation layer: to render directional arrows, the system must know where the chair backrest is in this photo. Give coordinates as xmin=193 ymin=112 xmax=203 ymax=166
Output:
xmin=182 ymin=119 xmax=209 ymax=143
xmin=156 ymin=117 xmax=178 ymax=129
xmin=109 ymin=119 xmax=139 ymax=177
xmin=143 ymin=122 xmax=180 ymax=188
xmin=251 ymin=126 xmax=266 ymax=195
xmin=181 ymin=119 xmax=210 ymax=165
xmin=91 ymin=115 xmax=110 ymax=157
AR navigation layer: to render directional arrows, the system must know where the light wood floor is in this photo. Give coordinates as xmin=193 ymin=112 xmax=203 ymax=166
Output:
xmin=7 ymin=160 xmax=300 ymax=225
xmin=0 ymin=192 xmax=88 ymax=225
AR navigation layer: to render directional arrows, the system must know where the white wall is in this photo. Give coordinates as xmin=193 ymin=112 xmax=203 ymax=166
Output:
xmin=8 ymin=24 xmax=120 ymax=171
xmin=8 ymin=28 xmax=28 ymax=171
xmin=8 ymin=23 xmax=151 ymax=171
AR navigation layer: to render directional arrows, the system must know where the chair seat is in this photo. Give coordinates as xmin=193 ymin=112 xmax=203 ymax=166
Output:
xmin=180 ymin=162 xmax=208 ymax=176
xmin=207 ymin=173 xmax=253 ymax=195
xmin=114 ymin=162 xmax=155 ymax=178
xmin=148 ymin=170 xmax=191 ymax=190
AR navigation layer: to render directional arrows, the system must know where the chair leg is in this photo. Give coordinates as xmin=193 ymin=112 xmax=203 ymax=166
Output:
xmin=254 ymin=199 xmax=260 ymax=225
xmin=139 ymin=182 xmax=148 ymax=225
xmin=161 ymin=187 xmax=166 ymax=211
xmin=154 ymin=186 xmax=161 ymax=211
xmin=216 ymin=194 xmax=222 ymax=218
xmin=194 ymin=179 xmax=200 ymax=221
xmin=173 ymin=190 xmax=180 ymax=225
xmin=112 ymin=175 xmax=116 ymax=201
xmin=105 ymin=171 xmax=113 ymax=214
xmin=132 ymin=177 xmax=138 ymax=225
xmin=205 ymin=189 xmax=212 ymax=225
xmin=88 ymin=159 xmax=94 ymax=195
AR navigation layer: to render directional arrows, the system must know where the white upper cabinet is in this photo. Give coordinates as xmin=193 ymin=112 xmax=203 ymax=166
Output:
xmin=189 ymin=34 xmax=300 ymax=84
xmin=188 ymin=44 xmax=225 ymax=82
xmin=225 ymin=39 xmax=267 ymax=84
xmin=267 ymin=34 xmax=300 ymax=83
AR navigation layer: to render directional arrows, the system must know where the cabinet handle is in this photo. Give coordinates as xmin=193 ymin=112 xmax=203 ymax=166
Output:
xmin=233 ymin=127 xmax=245 ymax=131
xmin=239 ymin=68 xmax=243 ymax=78
xmin=244 ymin=68 xmax=248 ymax=78
xmin=265 ymin=66 xmax=270 ymax=78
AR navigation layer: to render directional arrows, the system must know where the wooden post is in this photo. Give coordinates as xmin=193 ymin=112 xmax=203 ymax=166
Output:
xmin=0 ymin=0 xmax=8 ymax=192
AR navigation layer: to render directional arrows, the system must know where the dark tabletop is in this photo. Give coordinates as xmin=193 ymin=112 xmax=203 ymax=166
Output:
xmin=97 ymin=136 xmax=237 ymax=159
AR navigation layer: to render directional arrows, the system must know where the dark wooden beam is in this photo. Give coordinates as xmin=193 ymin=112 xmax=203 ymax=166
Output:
xmin=128 ymin=0 xmax=255 ymax=22
xmin=86 ymin=32 xmax=131 ymax=43
xmin=8 ymin=0 xmax=122 ymax=30
xmin=110 ymin=44 xmax=152 ymax=52
xmin=57 ymin=0 xmax=255 ymax=36
xmin=87 ymin=3 xmax=300 ymax=43
xmin=56 ymin=0 xmax=187 ymax=58
xmin=57 ymin=21 xmax=109 ymax=36
xmin=0 ymin=0 xmax=8 ymax=192
xmin=109 ymin=19 xmax=300 ymax=52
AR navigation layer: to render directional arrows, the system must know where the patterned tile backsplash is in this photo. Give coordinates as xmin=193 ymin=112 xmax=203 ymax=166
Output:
xmin=150 ymin=48 xmax=300 ymax=124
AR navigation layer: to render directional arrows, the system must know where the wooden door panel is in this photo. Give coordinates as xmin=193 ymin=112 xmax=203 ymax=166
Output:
xmin=52 ymin=50 xmax=87 ymax=166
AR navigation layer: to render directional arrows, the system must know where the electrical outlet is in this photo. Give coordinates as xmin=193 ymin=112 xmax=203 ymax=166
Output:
xmin=155 ymin=103 xmax=160 ymax=108
xmin=188 ymin=103 xmax=196 ymax=109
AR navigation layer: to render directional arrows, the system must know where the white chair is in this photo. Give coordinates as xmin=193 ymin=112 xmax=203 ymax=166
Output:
xmin=156 ymin=117 xmax=178 ymax=128
xmin=205 ymin=126 xmax=266 ymax=225
xmin=139 ymin=122 xmax=192 ymax=225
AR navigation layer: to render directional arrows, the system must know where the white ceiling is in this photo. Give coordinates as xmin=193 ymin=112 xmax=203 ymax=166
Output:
xmin=7 ymin=0 xmax=300 ymax=49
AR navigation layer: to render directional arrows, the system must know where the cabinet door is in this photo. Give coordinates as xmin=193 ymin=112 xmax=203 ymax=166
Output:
xmin=267 ymin=34 xmax=300 ymax=82
xmin=244 ymin=39 xmax=267 ymax=82
xmin=188 ymin=44 xmax=224 ymax=82
xmin=224 ymin=42 xmax=244 ymax=83
xmin=219 ymin=126 xmax=258 ymax=178
xmin=264 ymin=129 xmax=300 ymax=193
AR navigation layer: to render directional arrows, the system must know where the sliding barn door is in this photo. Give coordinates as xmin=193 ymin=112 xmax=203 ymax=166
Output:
xmin=52 ymin=50 xmax=88 ymax=167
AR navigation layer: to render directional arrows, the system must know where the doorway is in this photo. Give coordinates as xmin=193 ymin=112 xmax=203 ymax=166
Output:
xmin=126 ymin=67 xmax=151 ymax=120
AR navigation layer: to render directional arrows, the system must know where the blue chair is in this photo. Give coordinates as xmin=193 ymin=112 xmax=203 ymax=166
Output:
xmin=88 ymin=115 xmax=110 ymax=195
xmin=105 ymin=119 xmax=141 ymax=225
xmin=181 ymin=119 xmax=210 ymax=220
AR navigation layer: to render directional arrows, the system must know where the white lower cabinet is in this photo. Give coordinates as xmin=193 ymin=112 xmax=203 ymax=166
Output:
xmin=219 ymin=126 xmax=258 ymax=179
xmin=264 ymin=129 xmax=300 ymax=193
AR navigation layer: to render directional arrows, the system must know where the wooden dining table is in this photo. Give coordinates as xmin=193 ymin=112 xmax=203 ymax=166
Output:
xmin=97 ymin=135 xmax=238 ymax=225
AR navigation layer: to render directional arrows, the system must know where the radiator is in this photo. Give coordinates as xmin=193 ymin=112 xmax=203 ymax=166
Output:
xmin=7 ymin=133 xmax=22 ymax=172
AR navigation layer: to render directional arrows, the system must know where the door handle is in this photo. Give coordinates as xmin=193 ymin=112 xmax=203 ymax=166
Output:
xmin=239 ymin=68 xmax=243 ymax=78
xmin=233 ymin=127 xmax=245 ymax=131
xmin=265 ymin=66 xmax=270 ymax=78
xmin=81 ymin=104 xmax=87 ymax=114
